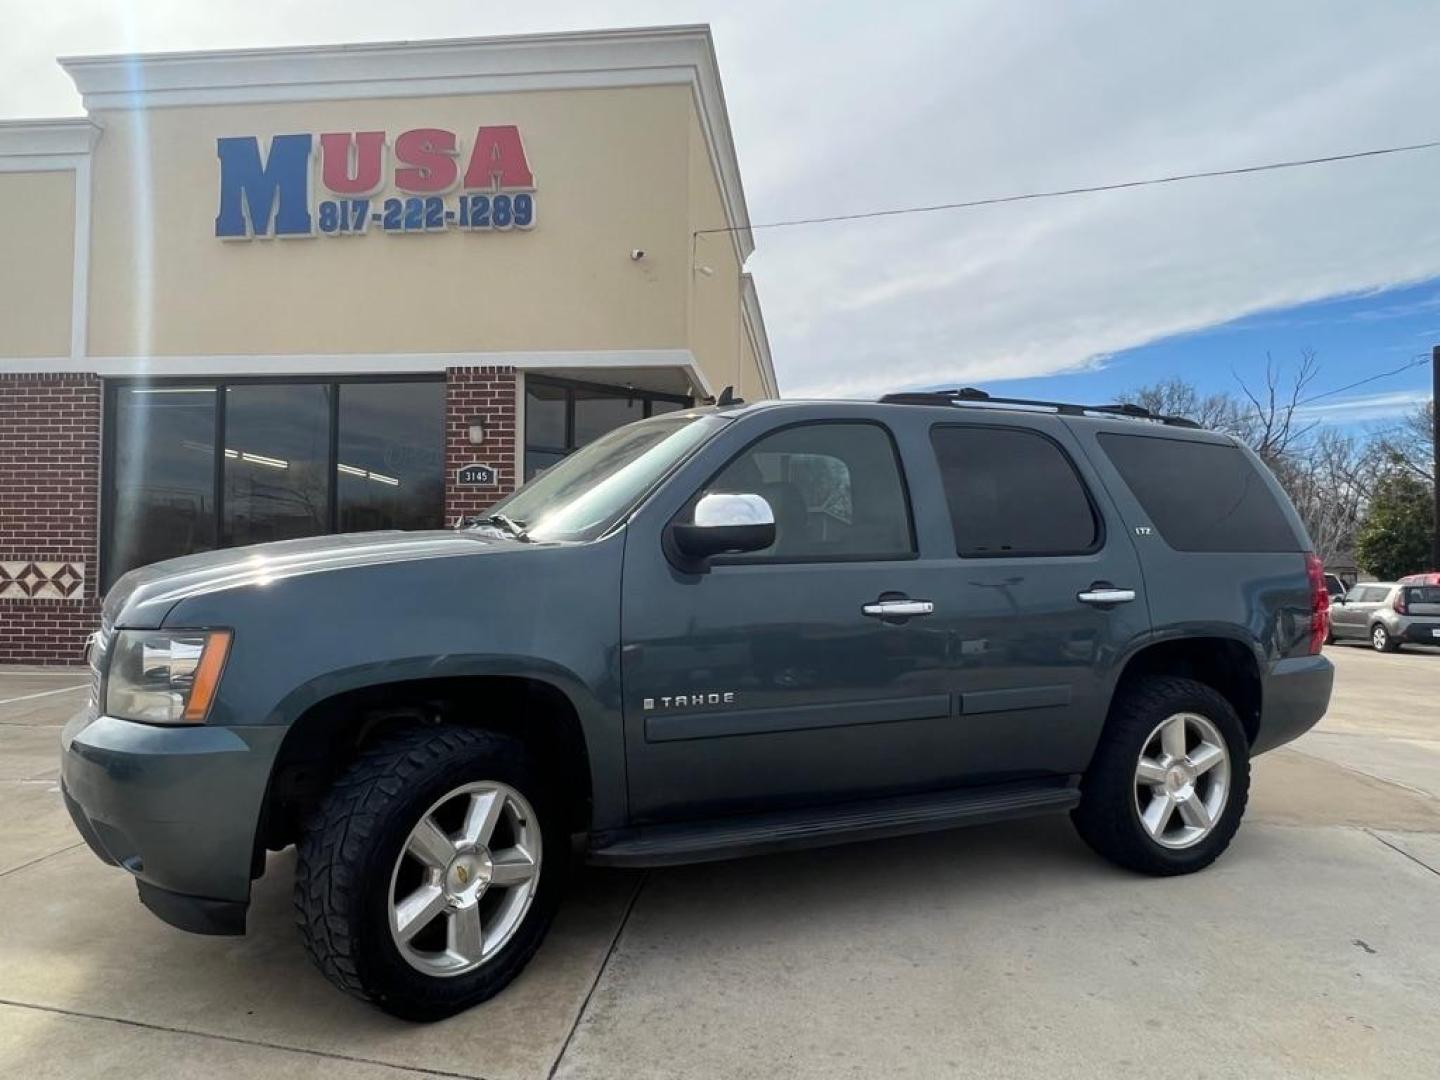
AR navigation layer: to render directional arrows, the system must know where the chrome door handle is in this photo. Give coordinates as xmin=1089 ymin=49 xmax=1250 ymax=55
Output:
xmin=1077 ymin=588 xmax=1136 ymax=605
xmin=862 ymin=599 xmax=935 ymax=618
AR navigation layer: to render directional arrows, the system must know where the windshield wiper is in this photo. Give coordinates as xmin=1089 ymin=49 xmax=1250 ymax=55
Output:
xmin=467 ymin=512 xmax=531 ymax=542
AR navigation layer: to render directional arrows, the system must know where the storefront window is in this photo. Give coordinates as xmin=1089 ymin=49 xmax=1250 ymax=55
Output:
xmin=523 ymin=376 xmax=691 ymax=480
xmin=108 ymin=386 xmax=219 ymax=582
xmin=337 ymin=382 xmax=446 ymax=533
xmin=573 ymin=385 xmax=644 ymax=446
xmin=223 ymin=384 xmax=332 ymax=547
xmin=103 ymin=378 xmax=444 ymax=590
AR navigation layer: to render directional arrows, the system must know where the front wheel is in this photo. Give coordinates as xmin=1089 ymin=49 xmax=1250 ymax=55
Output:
xmin=1072 ymin=676 xmax=1250 ymax=876
xmin=295 ymin=727 xmax=567 ymax=1020
xmin=1371 ymin=624 xmax=1399 ymax=653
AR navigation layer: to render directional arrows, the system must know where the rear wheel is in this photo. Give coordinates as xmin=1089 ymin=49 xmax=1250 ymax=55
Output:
xmin=295 ymin=727 xmax=567 ymax=1021
xmin=1371 ymin=623 xmax=1398 ymax=653
xmin=1072 ymin=676 xmax=1250 ymax=875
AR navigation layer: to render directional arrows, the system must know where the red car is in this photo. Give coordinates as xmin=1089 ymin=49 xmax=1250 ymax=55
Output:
xmin=1399 ymin=571 xmax=1440 ymax=586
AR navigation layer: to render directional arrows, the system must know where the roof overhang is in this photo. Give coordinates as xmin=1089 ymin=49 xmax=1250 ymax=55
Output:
xmin=0 ymin=118 xmax=102 ymax=162
xmin=59 ymin=25 xmax=753 ymax=260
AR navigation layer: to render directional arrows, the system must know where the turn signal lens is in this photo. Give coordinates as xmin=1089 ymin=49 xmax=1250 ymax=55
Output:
xmin=105 ymin=629 xmax=232 ymax=724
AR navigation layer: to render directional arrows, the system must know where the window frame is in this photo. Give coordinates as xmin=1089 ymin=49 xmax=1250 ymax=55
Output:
xmin=929 ymin=422 xmax=1106 ymax=559
xmin=523 ymin=374 xmax=692 ymax=478
xmin=100 ymin=373 xmax=445 ymax=591
xmin=671 ymin=418 xmax=919 ymax=566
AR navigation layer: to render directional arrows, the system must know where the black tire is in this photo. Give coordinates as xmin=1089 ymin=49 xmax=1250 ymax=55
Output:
xmin=1071 ymin=675 xmax=1250 ymax=876
xmin=1370 ymin=623 xmax=1399 ymax=653
xmin=294 ymin=727 xmax=568 ymax=1021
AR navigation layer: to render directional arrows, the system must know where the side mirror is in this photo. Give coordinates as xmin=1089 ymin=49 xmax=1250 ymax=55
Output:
xmin=671 ymin=492 xmax=776 ymax=562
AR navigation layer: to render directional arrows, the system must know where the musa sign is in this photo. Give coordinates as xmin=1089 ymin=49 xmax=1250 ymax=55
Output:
xmin=214 ymin=126 xmax=537 ymax=239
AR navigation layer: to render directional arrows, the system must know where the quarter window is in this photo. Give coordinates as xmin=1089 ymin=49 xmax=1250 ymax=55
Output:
xmin=700 ymin=422 xmax=914 ymax=560
xmin=1098 ymin=433 xmax=1298 ymax=553
xmin=931 ymin=426 xmax=1099 ymax=556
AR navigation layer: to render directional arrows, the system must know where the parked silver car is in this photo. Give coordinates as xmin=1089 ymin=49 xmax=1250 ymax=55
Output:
xmin=1327 ymin=582 xmax=1440 ymax=652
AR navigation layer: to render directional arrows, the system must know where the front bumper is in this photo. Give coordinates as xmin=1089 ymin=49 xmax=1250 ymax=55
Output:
xmin=1253 ymin=654 xmax=1334 ymax=755
xmin=60 ymin=704 xmax=285 ymax=935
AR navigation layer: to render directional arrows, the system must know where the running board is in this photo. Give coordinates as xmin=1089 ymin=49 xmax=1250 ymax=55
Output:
xmin=587 ymin=780 xmax=1080 ymax=868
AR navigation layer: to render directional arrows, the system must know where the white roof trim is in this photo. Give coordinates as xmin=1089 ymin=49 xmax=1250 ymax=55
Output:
xmin=58 ymin=26 xmax=752 ymax=259
xmin=0 ymin=118 xmax=101 ymax=159
xmin=741 ymin=274 xmax=779 ymax=399
xmin=2 ymin=347 xmax=704 ymax=378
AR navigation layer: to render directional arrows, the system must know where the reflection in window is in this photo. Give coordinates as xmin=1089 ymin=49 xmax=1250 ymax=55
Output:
xmin=223 ymin=385 xmax=332 ymax=547
xmin=103 ymin=379 xmax=445 ymax=589
xmin=524 ymin=380 xmax=567 ymax=451
xmin=338 ymin=382 xmax=446 ymax=532
xmin=108 ymin=387 xmax=218 ymax=588
xmin=573 ymin=386 xmax=643 ymax=446
xmin=704 ymin=423 xmax=913 ymax=560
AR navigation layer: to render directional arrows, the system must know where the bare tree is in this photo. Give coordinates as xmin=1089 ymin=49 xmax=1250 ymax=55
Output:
xmin=1234 ymin=350 xmax=1320 ymax=464
xmin=1270 ymin=428 xmax=1382 ymax=564
xmin=1376 ymin=400 xmax=1436 ymax=485
xmin=1119 ymin=378 xmax=1248 ymax=435
xmin=1120 ymin=352 xmax=1379 ymax=563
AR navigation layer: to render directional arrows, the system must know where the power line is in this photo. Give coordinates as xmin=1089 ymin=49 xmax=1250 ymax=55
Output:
xmin=696 ymin=138 xmax=1440 ymax=239
xmin=1297 ymin=354 xmax=1432 ymax=407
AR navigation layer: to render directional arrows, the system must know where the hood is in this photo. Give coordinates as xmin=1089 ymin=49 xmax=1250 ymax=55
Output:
xmin=104 ymin=529 xmax=521 ymax=628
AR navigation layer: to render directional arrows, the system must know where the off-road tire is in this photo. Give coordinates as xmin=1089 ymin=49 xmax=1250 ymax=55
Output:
xmin=1071 ymin=676 xmax=1250 ymax=876
xmin=294 ymin=727 xmax=567 ymax=1021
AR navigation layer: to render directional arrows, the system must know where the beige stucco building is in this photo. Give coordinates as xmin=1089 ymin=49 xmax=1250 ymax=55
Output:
xmin=0 ymin=26 xmax=774 ymax=664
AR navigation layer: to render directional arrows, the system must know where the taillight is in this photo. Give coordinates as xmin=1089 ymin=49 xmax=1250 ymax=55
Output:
xmin=1393 ymin=590 xmax=1408 ymax=615
xmin=1305 ymin=552 xmax=1330 ymax=655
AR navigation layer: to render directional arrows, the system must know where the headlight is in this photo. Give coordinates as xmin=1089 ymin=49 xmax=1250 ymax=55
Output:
xmin=105 ymin=629 xmax=232 ymax=724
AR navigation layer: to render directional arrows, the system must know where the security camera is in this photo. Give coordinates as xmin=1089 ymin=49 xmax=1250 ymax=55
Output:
xmin=630 ymin=248 xmax=646 ymax=261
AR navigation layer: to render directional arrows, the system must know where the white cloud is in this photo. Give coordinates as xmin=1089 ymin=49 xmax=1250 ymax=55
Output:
xmin=1295 ymin=389 xmax=1431 ymax=422
xmin=5 ymin=1 xmax=1440 ymax=398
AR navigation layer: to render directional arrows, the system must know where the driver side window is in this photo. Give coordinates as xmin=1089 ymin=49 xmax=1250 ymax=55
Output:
xmin=701 ymin=422 xmax=914 ymax=561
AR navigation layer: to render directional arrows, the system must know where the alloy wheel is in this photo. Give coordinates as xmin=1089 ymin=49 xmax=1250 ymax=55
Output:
xmin=1133 ymin=712 xmax=1230 ymax=850
xmin=387 ymin=780 xmax=542 ymax=977
xmin=1372 ymin=625 xmax=1388 ymax=652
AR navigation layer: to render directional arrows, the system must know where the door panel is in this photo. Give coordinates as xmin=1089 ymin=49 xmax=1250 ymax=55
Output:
xmin=621 ymin=418 xmax=963 ymax=823
xmin=621 ymin=559 xmax=964 ymax=822
xmin=922 ymin=420 xmax=1151 ymax=781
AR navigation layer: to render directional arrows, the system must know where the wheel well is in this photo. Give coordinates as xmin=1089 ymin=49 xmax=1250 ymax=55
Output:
xmin=258 ymin=676 xmax=593 ymax=858
xmin=1116 ymin=638 xmax=1261 ymax=744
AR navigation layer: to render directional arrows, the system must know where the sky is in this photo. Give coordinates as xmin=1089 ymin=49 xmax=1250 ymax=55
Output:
xmin=2 ymin=0 xmax=1438 ymax=422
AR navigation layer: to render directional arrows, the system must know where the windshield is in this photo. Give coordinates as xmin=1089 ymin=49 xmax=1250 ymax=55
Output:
xmin=481 ymin=413 xmax=727 ymax=542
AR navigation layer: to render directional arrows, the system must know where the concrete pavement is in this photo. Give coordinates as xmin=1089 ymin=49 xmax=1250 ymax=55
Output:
xmin=1 ymin=643 xmax=1436 ymax=1078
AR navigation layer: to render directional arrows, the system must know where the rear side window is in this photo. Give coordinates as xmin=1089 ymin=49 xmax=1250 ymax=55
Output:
xmin=1098 ymin=433 xmax=1298 ymax=553
xmin=930 ymin=426 xmax=1099 ymax=556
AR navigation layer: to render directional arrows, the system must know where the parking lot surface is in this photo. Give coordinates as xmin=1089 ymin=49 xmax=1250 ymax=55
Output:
xmin=1 ymin=644 xmax=1436 ymax=1078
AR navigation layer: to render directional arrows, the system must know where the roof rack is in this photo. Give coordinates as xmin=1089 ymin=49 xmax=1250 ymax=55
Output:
xmin=877 ymin=386 xmax=1201 ymax=428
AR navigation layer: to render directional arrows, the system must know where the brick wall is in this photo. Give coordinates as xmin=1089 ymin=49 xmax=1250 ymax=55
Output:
xmin=444 ymin=366 xmax=518 ymax=523
xmin=0 ymin=373 xmax=102 ymax=666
